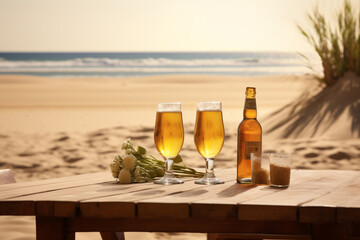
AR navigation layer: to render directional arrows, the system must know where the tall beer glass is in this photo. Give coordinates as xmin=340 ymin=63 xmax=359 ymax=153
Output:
xmin=194 ymin=102 xmax=225 ymax=185
xmin=154 ymin=102 xmax=184 ymax=185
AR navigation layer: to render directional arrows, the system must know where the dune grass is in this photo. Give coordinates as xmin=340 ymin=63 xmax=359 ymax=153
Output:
xmin=298 ymin=0 xmax=360 ymax=87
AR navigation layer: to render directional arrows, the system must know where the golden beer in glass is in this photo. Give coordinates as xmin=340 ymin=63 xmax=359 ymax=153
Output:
xmin=194 ymin=102 xmax=225 ymax=185
xmin=154 ymin=103 xmax=184 ymax=185
xmin=154 ymin=111 xmax=184 ymax=158
xmin=194 ymin=111 xmax=224 ymax=158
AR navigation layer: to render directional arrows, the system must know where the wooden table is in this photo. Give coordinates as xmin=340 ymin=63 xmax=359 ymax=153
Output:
xmin=0 ymin=168 xmax=359 ymax=240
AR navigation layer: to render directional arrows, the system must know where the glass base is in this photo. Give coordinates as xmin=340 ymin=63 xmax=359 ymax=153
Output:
xmin=154 ymin=174 xmax=184 ymax=185
xmin=270 ymin=183 xmax=289 ymax=188
xmin=237 ymin=178 xmax=252 ymax=184
xmin=195 ymin=177 xmax=224 ymax=185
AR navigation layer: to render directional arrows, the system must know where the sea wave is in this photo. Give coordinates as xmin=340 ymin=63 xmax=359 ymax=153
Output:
xmin=0 ymin=66 xmax=311 ymax=74
xmin=0 ymin=57 xmax=306 ymax=68
xmin=0 ymin=52 xmax=322 ymax=77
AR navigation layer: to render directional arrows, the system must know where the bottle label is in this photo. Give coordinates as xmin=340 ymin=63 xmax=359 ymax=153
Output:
xmin=245 ymin=99 xmax=256 ymax=109
xmin=245 ymin=141 xmax=261 ymax=160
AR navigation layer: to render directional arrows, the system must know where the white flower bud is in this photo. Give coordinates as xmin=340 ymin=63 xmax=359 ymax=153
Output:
xmin=123 ymin=154 xmax=136 ymax=170
xmin=134 ymin=166 xmax=141 ymax=181
xmin=110 ymin=155 xmax=122 ymax=178
xmin=125 ymin=149 xmax=132 ymax=155
xmin=121 ymin=142 xmax=128 ymax=150
xmin=137 ymin=146 xmax=147 ymax=155
xmin=118 ymin=169 xmax=131 ymax=184
xmin=121 ymin=138 xmax=131 ymax=149
xmin=110 ymin=162 xmax=119 ymax=178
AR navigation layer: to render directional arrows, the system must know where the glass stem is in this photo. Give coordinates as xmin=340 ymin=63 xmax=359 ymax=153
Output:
xmin=205 ymin=158 xmax=216 ymax=178
xmin=165 ymin=158 xmax=175 ymax=177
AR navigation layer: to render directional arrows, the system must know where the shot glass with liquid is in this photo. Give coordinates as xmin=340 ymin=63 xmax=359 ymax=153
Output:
xmin=270 ymin=153 xmax=292 ymax=188
xmin=251 ymin=153 xmax=270 ymax=185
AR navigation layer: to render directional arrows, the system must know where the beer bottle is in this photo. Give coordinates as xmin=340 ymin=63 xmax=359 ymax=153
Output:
xmin=237 ymin=87 xmax=262 ymax=183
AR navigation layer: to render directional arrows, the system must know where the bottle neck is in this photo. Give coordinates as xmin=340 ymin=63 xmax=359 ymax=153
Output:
xmin=244 ymin=97 xmax=257 ymax=119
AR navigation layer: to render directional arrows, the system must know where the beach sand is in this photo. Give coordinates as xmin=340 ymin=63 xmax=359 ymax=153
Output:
xmin=0 ymin=74 xmax=359 ymax=240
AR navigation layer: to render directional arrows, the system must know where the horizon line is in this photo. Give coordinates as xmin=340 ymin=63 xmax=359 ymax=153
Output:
xmin=0 ymin=50 xmax=314 ymax=54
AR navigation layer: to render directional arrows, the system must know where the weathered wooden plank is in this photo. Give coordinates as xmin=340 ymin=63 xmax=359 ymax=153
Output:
xmin=207 ymin=233 xmax=311 ymax=239
xmin=337 ymin=207 xmax=360 ymax=224
xmin=238 ymin=170 xmax=359 ymax=222
xmin=80 ymin=184 xmax=189 ymax=219
xmin=192 ymin=183 xmax=258 ymax=219
xmin=0 ymin=175 xmax=146 ymax=216
xmin=51 ymin=174 xmax=208 ymax=218
xmin=311 ymin=223 xmax=351 ymax=240
xmin=80 ymin=201 xmax=136 ymax=219
xmin=4 ymin=168 xmax=213 ymax=218
xmin=135 ymin=169 xmax=236 ymax=219
xmin=0 ymin=171 xmax=109 ymax=192
xmin=36 ymin=216 xmax=75 ymax=240
xmin=2 ymin=168 xmax=360 ymax=227
xmin=192 ymin=182 xmax=253 ymax=219
xmin=191 ymin=170 xmax=316 ymax=220
xmin=336 ymin=179 xmax=360 ymax=223
xmin=80 ymin=168 xmax=236 ymax=219
xmin=299 ymin=173 xmax=360 ymax=223
xmin=351 ymin=224 xmax=360 ymax=237
xmin=0 ymin=173 xmax=114 ymax=216
xmin=137 ymin=180 xmax=239 ymax=219
xmin=9 ymin=181 xmax=155 ymax=217
xmin=0 ymin=172 xmax=113 ymax=200
xmin=189 ymin=170 xmax=354 ymax=221
xmin=68 ymin=217 xmax=311 ymax=235
xmin=36 ymin=201 xmax=77 ymax=217
xmin=0 ymin=200 xmax=35 ymax=215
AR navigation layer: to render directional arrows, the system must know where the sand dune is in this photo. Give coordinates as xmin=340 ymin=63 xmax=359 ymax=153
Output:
xmin=0 ymin=74 xmax=359 ymax=240
xmin=263 ymin=72 xmax=360 ymax=139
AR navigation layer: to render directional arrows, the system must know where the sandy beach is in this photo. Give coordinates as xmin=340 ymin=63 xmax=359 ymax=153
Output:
xmin=0 ymin=74 xmax=359 ymax=240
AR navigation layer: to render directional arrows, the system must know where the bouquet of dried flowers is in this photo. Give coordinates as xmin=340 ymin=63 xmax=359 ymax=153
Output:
xmin=110 ymin=138 xmax=204 ymax=183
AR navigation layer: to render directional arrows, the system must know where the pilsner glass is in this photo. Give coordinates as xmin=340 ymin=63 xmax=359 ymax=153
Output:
xmin=194 ymin=102 xmax=225 ymax=185
xmin=154 ymin=102 xmax=184 ymax=185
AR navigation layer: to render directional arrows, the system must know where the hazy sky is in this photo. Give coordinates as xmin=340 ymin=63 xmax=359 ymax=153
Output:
xmin=0 ymin=0 xmax=347 ymax=52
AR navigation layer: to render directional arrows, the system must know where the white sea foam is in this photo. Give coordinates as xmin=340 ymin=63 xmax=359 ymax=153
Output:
xmin=0 ymin=52 xmax=322 ymax=77
xmin=0 ymin=66 xmax=311 ymax=74
xmin=0 ymin=57 xmax=309 ymax=68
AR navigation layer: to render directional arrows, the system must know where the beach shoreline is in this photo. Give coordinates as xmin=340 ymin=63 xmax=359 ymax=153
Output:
xmin=0 ymin=74 xmax=316 ymax=132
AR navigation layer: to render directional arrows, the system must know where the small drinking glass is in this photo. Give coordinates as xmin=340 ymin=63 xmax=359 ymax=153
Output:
xmin=251 ymin=153 xmax=270 ymax=185
xmin=194 ymin=102 xmax=225 ymax=185
xmin=270 ymin=153 xmax=292 ymax=188
xmin=154 ymin=102 xmax=184 ymax=185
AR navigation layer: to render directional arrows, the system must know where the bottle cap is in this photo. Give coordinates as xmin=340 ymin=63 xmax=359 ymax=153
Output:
xmin=246 ymin=87 xmax=256 ymax=92
xmin=245 ymin=87 xmax=256 ymax=97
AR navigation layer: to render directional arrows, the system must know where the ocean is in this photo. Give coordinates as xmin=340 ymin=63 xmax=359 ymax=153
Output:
xmin=0 ymin=52 xmax=319 ymax=77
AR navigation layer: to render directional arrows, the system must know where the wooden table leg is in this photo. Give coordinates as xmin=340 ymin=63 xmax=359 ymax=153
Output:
xmin=36 ymin=216 xmax=75 ymax=240
xmin=100 ymin=232 xmax=125 ymax=240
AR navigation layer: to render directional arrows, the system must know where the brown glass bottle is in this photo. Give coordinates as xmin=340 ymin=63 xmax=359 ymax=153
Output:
xmin=237 ymin=87 xmax=262 ymax=183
